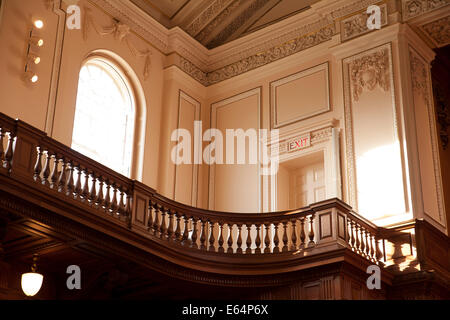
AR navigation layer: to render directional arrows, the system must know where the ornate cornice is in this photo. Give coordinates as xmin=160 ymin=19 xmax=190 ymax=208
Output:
xmin=79 ymin=0 xmax=449 ymax=86
xmin=401 ymin=0 xmax=449 ymax=21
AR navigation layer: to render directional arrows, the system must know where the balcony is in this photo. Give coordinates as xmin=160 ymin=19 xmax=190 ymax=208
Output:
xmin=0 ymin=112 xmax=448 ymax=299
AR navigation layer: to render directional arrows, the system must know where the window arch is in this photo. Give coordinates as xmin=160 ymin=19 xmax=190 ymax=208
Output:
xmin=71 ymin=57 xmax=136 ymax=177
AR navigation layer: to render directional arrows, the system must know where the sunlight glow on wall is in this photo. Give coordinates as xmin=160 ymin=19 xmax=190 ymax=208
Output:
xmin=71 ymin=59 xmax=135 ymax=177
xmin=356 ymin=141 xmax=406 ymax=220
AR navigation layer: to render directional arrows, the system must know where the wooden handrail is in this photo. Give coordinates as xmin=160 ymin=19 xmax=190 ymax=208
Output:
xmin=0 ymin=112 xmax=386 ymax=266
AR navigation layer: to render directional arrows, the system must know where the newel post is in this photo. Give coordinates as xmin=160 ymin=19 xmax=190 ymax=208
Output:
xmin=130 ymin=180 xmax=155 ymax=237
xmin=10 ymin=120 xmax=46 ymax=181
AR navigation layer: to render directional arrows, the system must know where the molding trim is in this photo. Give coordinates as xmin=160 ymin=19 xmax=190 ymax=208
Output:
xmin=408 ymin=46 xmax=446 ymax=228
xmin=421 ymin=15 xmax=450 ymax=47
xmin=174 ymin=90 xmax=201 ymax=207
xmin=342 ymin=43 xmax=398 ymax=213
xmin=208 ymin=87 xmax=262 ymax=212
xmin=270 ymin=62 xmax=331 ymax=129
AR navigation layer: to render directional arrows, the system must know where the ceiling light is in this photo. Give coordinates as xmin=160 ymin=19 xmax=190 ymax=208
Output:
xmin=21 ymin=254 xmax=44 ymax=297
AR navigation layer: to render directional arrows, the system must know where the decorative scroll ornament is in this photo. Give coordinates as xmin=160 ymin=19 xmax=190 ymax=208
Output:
xmin=83 ymin=6 xmax=152 ymax=80
xmin=349 ymin=48 xmax=390 ymax=101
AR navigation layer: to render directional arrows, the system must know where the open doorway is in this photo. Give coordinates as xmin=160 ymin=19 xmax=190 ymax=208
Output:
xmin=276 ymin=151 xmax=325 ymax=211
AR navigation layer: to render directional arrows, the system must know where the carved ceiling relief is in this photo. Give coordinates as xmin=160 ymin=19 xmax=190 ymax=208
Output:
xmin=349 ymin=48 xmax=390 ymax=102
xmin=422 ymin=16 xmax=450 ymax=47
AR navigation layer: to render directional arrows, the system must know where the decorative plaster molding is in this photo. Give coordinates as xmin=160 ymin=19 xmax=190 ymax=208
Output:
xmin=49 ymin=0 xmax=447 ymax=86
xmin=84 ymin=5 xmax=152 ymax=80
xmin=401 ymin=0 xmax=449 ymax=21
xmin=342 ymin=43 xmax=396 ymax=211
xmin=348 ymin=47 xmax=390 ymax=101
xmin=433 ymin=83 xmax=450 ymax=150
xmin=409 ymin=47 xmax=445 ymax=225
xmin=207 ymin=24 xmax=335 ymax=86
xmin=206 ymin=0 xmax=271 ymax=48
xmin=421 ymin=15 xmax=450 ymax=47
xmin=185 ymin=0 xmax=235 ymax=37
xmin=340 ymin=3 xmax=388 ymax=42
xmin=195 ymin=0 xmax=246 ymax=44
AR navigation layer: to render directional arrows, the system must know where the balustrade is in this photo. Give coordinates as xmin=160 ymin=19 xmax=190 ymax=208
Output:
xmin=0 ymin=112 xmax=386 ymax=265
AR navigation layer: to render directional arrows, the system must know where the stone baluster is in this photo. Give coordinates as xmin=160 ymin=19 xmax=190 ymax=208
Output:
xmin=218 ymin=222 xmax=224 ymax=253
xmin=226 ymin=224 xmax=234 ymax=254
xmin=245 ymin=224 xmax=252 ymax=254
xmin=236 ymin=224 xmax=243 ymax=254
xmin=273 ymin=222 xmax=280 ymax=253
xmin=208 ymin=220 xmax=215 ymax=252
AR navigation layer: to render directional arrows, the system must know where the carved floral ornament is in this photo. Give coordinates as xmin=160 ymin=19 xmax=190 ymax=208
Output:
xmin=349 ymin=48 xmax=390 ymax=101
xmin=422 ymin=15 xmax=450 ymax=47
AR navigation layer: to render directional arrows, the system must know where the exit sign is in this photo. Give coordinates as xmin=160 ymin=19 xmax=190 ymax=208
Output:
xmin=287 ymin=134 xmax=310 ymax=152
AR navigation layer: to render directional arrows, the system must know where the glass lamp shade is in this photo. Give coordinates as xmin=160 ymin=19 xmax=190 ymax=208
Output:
xmin=21 ymin=272 xmax=44 ymax=296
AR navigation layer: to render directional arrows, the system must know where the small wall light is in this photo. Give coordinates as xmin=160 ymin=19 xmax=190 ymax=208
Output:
xmin=21 ymin=254 xmax=44 ymax=297
xmin=28 ymin=54 xmax=41 ymax=65
xmin=33 ymin=20 xmax=44 ymax=29
xmin=29 ymin=36 xmax=44 ymax=47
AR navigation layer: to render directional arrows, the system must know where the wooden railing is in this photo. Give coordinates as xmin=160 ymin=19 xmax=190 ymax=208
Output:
xmin=0 ymin=112 xmax=386 ymax=267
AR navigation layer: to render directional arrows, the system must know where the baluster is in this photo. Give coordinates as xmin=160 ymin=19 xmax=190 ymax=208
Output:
xmin=167 ymin=210 xmax=174 ymax=239
xmin=97 ymin=177 xmax=105 ymax=208
xmin=273 ymin=222 xmax=280 ymax=253
xmin=181 ymin=215 xmax=189 ymax=245
xmin=365 ymin=230 xmax=371 ymax=258
xmin=125 ymin=191 xmax=132 ymax=226
xmin=264 ymin=224 xmax=271 ymax=253
xmin=33 ymin=147 xmax=43 ymax=182
xmin=159 ymin=207 xmax=167 ymax=239
xmin=355 ymin=224 xmax=361 ymax=252
xmin=218 ymin=222 xmax=224 ymax=253
xmin=300 ymin=217 xmax=306 ymax=248
xmin=3 ymin=131 xmax=14 ymax=172
xmin=291 ymin=219 xmax=297 ymax=251
xmin=370 ymin=234 xmax=375 ymax=261
xmin=375 ymin=235 xmax=384 ymax=265
xmin=147 ymin=201 xmax=154 ymax=231
xmin=48 ymin=154 xmax=58 ymax=189
xmin=81 ymin=169 xmax=90 ymax=201
xmin=200 ymin=219 xmax=208 ymax=249
xmin=57 ymin=158 xmax=67 ymax=193
xmin=175 ymin=213 xmax=182 ymax=240
xmin=66 ymin=161 xmax=74 ymax=197
xmin=74 ymin=165 xmax=82 ymax=199
xmin=360 ymin=228 xmax=366 ymax=255
xmin=89 ymin=173 xmax=97 ymax=205
xmin=191 ymin=218 xmax=198 ymax=248
xmin=245 ymin=224 xmax=252 ymax=254
xmin=226 ymin=224 xmax=234 ymax=253
xmin=152 ymin=203 xmax=160 ymax=236
xmin=236 ymin=224 xmax=243 ymax=254
xmin=110 ymin=184 xmax=118 ymax=215
xmin=308 ymin=214 xmax=315 ymax=246
xmin=282 ymin=221 xmax=289 ymax=252
xmin=104 ymin=182 xmax=111 ymax=213
xmin=208 ymin=220 xmax=215 ymax=252
xmin=255 ymin=225 xmax=262 ymax=254
xmin=347 ymin=219 xmax=354 ymax=248
xmin=118 ymin=188 xmax=126 ymax=217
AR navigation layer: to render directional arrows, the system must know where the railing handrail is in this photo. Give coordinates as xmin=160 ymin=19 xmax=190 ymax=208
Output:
xmin=0 ymin=112 xmax=387 ymax=268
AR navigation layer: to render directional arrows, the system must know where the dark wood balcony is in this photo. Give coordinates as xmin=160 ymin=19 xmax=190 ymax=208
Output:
xmin=0 ymin=112 xmax=448 ymax=299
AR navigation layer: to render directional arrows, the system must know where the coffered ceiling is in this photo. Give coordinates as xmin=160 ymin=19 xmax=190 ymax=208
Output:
xmin=131 ymin=0 xmax=320 ymax=49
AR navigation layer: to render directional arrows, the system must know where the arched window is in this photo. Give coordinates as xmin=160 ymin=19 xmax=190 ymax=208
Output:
xmin=71 ymin=57 xmax=135 ymax=177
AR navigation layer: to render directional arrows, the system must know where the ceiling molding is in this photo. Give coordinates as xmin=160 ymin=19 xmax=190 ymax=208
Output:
xmin=88 ymin=0 xmax=449 ymax=86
